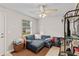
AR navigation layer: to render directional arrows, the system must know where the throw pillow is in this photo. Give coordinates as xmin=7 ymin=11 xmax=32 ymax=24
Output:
xmin=35 ymin=34 xmax=41 ymax=39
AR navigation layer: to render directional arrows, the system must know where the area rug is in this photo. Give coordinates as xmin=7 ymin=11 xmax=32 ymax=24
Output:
xmin=46 ymin=46 xmax=60 ymax=56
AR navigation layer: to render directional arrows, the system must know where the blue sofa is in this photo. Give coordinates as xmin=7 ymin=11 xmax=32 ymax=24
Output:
xmin=26 ymin=35 xmax=51 ymax=53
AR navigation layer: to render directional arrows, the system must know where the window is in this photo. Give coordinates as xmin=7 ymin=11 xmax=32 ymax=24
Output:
xmin=22 ymin=20 xmax=32 ymax=35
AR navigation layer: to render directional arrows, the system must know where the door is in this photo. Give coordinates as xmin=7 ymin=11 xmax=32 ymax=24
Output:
xmin=0 ymin=11 xmax=5 ymax=56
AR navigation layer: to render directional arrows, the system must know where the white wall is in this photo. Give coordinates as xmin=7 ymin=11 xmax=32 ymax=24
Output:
xmin=38 ymin=3 xmax=76 ymax=37
xmin=0 ymin=6 xmax=38 ymax=52
xmin=39 ymin=15 xmax=64 ymax=37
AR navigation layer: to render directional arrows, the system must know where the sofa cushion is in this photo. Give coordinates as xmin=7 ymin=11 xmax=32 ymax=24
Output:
xmin=41 ymin=35 xmax=51 ymax=40
xmin=26 ymin=35 xmax=35 ymax=40
xmin=27 ymin=40 xmax=32 ymax=43
xmin=30 ymin=40 xmax=44 ymax=48
xmin=26 ymin=40 xmax=45 ymax=52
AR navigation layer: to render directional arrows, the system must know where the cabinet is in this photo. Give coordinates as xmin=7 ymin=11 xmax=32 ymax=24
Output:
xmin=13 ymin=42 xmax=24 ymax=52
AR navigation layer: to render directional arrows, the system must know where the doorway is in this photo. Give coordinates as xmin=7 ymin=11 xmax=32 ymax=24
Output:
xmin=0 ymin=11 xmax=5 ymax=56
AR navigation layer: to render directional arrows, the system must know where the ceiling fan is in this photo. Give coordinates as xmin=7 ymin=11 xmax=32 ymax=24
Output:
xmin=39 ymin=4 xmax=58 ymax=18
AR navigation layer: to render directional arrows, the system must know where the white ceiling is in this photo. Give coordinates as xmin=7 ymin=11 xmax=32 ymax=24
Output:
xmin=0 ymin=3 xmax=77 ymax=19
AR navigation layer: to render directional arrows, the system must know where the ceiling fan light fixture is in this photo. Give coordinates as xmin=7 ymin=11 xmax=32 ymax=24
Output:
xmin=39 ymin=4 xmax=57 ymax=18
xmin=39 ymin=13 xmax=46 ymax=18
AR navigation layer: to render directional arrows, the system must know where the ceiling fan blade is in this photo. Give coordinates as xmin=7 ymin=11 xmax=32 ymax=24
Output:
xmin=39 ymin=4 xmax=58 ymax=16
xmin=46 ymin=8 xmax=58 ymax=11
xmin=45 ymin=9 xmax=58 ymax=15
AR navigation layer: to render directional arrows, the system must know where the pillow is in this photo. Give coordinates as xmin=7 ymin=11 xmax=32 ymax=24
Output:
xmin=51 ymin=37 xmax=56 ymax=43
xmin=26 ymin=35 xmax=35 ymax=40
xmin=41 ymin=35 xmax=51 ymax=40
xmin=35 ymin=34 xmax=41 ymax=39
